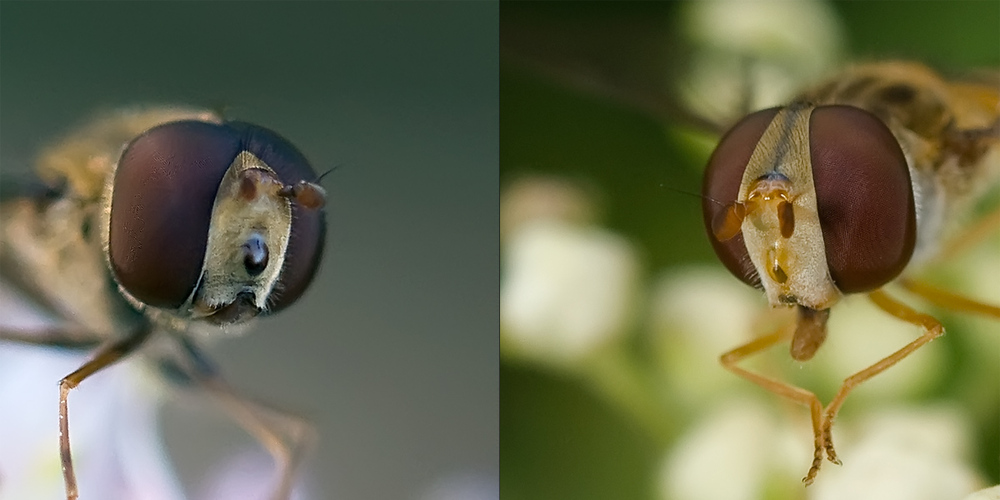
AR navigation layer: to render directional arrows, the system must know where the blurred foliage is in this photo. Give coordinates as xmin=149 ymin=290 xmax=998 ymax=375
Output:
xmin=500 ymin=2 xmax=1000 ymax=499
xmin=501 ymin=362 xmax=661 ymax=500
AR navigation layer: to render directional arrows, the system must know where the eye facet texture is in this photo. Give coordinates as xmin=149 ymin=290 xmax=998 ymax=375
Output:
xmin=702 ymin=107 xmax=781 ymax=289
xmin=808 ymin=105 xmax=915 ymax=293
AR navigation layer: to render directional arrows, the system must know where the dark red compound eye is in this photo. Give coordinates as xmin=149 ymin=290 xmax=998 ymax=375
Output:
xmin=809 ymin=105 xmax=915 ymax=293
xmin=702 ymin=107 xmax=781 ymax=289
xmin=108 ymin=120 xmax=325 ymax=311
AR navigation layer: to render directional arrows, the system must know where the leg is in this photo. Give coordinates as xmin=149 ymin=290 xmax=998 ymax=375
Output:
xmin=927 ymin=203 xmax=1000 ymax=267
xmin=0 ymin=326 xmax=102 ymax=350
xmin=818 ymin=289 xmax=945 ymax=469
xmin=720 ymin=320 xmax=831 ymax=485
xmin=897 ymin=199 xmax=999 ymax=325
xmin=899 ymin=278 xmax=1000 ymax=318
xmin=58 ymin=325 xmax=153 ymax=500
xmin=173 ymin=336 xmax=315 ymax=500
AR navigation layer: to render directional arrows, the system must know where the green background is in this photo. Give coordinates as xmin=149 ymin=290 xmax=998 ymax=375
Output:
xmin=501 ymin=2 xmax=1000 ymax=499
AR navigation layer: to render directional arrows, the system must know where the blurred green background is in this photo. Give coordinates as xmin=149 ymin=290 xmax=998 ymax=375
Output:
xmin=1 ymin=3 xmax=497 ymax=499
xmin=501 ymin=2 xmax=999 ymax=499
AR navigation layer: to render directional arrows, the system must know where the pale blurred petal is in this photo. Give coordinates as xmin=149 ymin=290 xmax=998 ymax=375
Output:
xmin=501 ymin=221 xmax=639 ymax=365
xmin=500 ymin=176 xmax=598 ymax=242
xmin=809 ymin=295 xmax=945 ymax=402
xmin=648 ymin=266 xmax=768 ymax=407
xmin=0 ymin=284 xmax=183 ymax=500
xmin=659 ymin=398 xmax=806 ymax=500
xmin=195 ymin=451 xmax=313 ymax=500
xmin=677 ymin=0 xmax=844 ymax=125
xmin=112 ymin=365 xmax=187 ymax=500
xmin=962 ymin=485 xmax=1000 ymax=500
xmin=415 ymin=471 xmax=498 ymax=500
xmin=810 ymin=407 xmax=983 ymax=500
xmin=0 ymin=345 xmax=184 ymax=500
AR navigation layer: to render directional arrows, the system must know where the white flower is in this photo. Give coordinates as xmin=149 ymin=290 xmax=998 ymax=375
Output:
xmin=806 ymin=292 xmax=946 ymax=403
xmin=648 ymin=267 xmax=768 ymax=408
xmin=500 ymin=176 xmax=598 ymax=242
xmin=676 ymin=0 xmax=844 ymax=126
xmin=501 ymin=220 xmax=639 ymax=366
xmin=194 ymin=451 xmax=312 ymax=500
xmin=810 ymin=406 xmax=984 ymax=500
xmin=962 ymin=485 xmax=1000 ymax=500
xmin=0 ymin=285 xmax=315 ymax=500
xmin=659 ymin=400 xmax=984 ymax=500
xmin=0 ymin=284 xmax=185 ymax=500
xmin=415 ymin=471 xmax=498 ymax=500
xmin=658 ymin=398 xmax=808 ymax=500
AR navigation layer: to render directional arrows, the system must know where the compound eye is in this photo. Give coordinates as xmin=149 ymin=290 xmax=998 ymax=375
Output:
xmin=702 ymin=107 xmax=781 ymax=288
xmin=809 ymin=105 xmax=915 ymax=293
xmin=109 ymin=121 xmax=241 ymax=308
xmin=267 ymin=210 xmax=325 ymax=313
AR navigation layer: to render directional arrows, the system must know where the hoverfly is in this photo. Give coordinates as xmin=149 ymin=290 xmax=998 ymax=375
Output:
xmin=702 ymin=61 xmax=1000 ymax=484
xmin=0 ymin=106 xmax=327 ymax=500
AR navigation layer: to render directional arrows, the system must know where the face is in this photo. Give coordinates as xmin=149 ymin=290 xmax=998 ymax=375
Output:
xmin=701 ymin=102 xmax=917 ymax=311
xmin=106 ymin=118 xmax=327 ymax=326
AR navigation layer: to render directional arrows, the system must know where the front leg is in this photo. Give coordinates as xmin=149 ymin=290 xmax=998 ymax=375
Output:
xmin=720 ymin=319 xmax=833 ymax=485
xmin=818 ymin=289 xmax=946 ymax=471
xmin=55 ymin=324 xmax=154 ymax=500
xmin=0 ymin=326 xmax=102 ymax=350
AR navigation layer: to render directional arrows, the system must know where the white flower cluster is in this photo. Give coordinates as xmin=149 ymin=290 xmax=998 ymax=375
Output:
xmin=501 ymin=176 xmax=640 ymax=367
xmin=499 ymin=174 xmax=999 ymax=499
